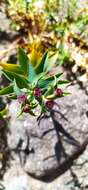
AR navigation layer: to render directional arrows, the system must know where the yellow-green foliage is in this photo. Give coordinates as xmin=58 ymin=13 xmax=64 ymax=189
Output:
xmin=6 ymin=0 xmax=88 ymax=80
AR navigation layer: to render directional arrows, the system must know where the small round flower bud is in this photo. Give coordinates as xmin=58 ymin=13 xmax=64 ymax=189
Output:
xmin=23 ymin=105 xmax=30 ymax=113
xmin=45 ymin=100 xmax=54 ymax=109
xmin=56 ymin=88 xmax=63 ymax=96
xmin=18 ymin=94 xmax=27 ymax=104
xmin=34 ymin=87 xmax=42 ymax=98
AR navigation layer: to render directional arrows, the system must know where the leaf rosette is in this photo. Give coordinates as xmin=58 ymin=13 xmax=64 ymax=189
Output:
xmin=0 ymin=48 xmax=70 ymax=117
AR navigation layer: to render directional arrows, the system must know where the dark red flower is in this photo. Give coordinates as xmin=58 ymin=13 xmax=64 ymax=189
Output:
xmin=34 ymin=87 xmax=42 ymax=98
xmin=18 ymin=94 xmax=27 ymax=104
xmin=23 ymin=105 xmax=30 ymax=113
xmin=45 ymin=100 xmax=54 ymax=109
xmin=56 ymin=88 xmax=63 ymax=96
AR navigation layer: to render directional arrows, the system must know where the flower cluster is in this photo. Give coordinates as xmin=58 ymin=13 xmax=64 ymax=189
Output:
xmin=17 ymin=86 xmax=64 ymax=116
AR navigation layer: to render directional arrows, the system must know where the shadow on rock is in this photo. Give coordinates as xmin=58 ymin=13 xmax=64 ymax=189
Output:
xmin=0 ymin=118 xmax=11 ymax=179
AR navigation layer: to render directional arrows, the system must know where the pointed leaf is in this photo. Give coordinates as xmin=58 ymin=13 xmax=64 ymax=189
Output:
xmin=30 ymin=49 xmax=41 ymax=68
xmin=0 ymin=62 xmax=23 ymax=74
xmin=18 ymin=47 xmax=29 ymax=76
xmin=44 ymin=86 xmax=54 ymax=97
xmin=0 ymin=85 xmax=13 ymax=96
xmin=29 ymin=103 xmax=38 ymax=109
xmin=33 ymin=72 xmax=46 ymax=86
xmin=35 ymin=52 xmax=48 ymax=74
xmin=27 ymin=62 xmax=37 ymax=82
xmin=17 ymin=106 xmax=24 ymax=118
xmin=3 ymin=70 xmax=29 ymax=88
xmin=57 ymin=80 xmax=70 ymax=85
xmin=44 ymin=53 xmax=58 ymax=72
xmin=62 ymin=92 xmax=71 ymax=96
xmin=29 ymin=109 xmax=36 ymax=116
xmin=13 ymin=79 xmax=21 ymax=96
xmin=8 ymin=94 xmax=17 ymax=99
xmin=38 ymin=73 xmax=63 ymax=88
xmin=0 ymin=106 xmax=8 ymax=117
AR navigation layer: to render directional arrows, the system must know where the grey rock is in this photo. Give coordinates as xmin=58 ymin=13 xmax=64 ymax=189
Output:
xmin=71 ymin=145 xmax=88 ymax=189
xmin=3 ymin=164 xmax=88 ymax=190
xmin=1 ymin=166 xmax=75 ymax=190
xmin=8 ymin=103 xmax=59 ymax=178
xmin=1 ymin=166 xmax=31 ymax=190
xmin=1 ymin=177 xmax=30 ymax=190
xmin=7 ymin=84 xmax=88 ymax=180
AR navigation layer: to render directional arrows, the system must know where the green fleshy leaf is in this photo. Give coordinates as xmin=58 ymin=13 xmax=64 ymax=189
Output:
xmin=0 ymin=62 xmax=24 ymax=75
xmin=0 ymin=85 xmax=13 ymax=96
xmin=45 ymin=53 xmax=58 ymax=72
xmin=18 ymin=47 xmax=29 ymax=76
xmin=29 ymin=110 xmax=36 ymax=116
xmin=57 ymin=80 xmax=70 ymax=86
xmin=44 ymin=86 xmax=55 ymax=97
xmin=17 ymin=105 xmax=24 ymax=118
xmin=8 ymin=94 xmax=17 ymax=99
xmin=33 ymin=72 xmax=46 ymax=86
xmin=0 ymin=106 xmax=8 ymax=117
xmin=3 ymin=70 xmax=29 ymax=88
xmin=38 ymin=73 xmax=63 ymax=88
xmin=27 ymin=62 xmax=37 ymax=82
xmin=38 ymin=78 xmax=52 ymax=89
xmin=13 ymin=79 xmax=21 ymax=96
xmin=62 ymin=92 xmax=71 ymax=96
xmin=35 ymin=52 xmax=48 ymax=73
xmin=29 ymin=103 xmax=38 ymax=109
xmin=57 ymin=79 xmax=70 ymax=83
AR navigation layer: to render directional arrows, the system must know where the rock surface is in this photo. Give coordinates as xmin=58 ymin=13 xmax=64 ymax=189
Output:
xmin=0 ymin=166 xmax=81 ymax=190
xmin=6 ymin=84 xmax=88 ymax=180
xmin=1 ymin=152 xmax=88 ymax=190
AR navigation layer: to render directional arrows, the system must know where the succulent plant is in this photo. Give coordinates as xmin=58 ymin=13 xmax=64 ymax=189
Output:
xmin=0 ymin=48 xmax=69 ymax=117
